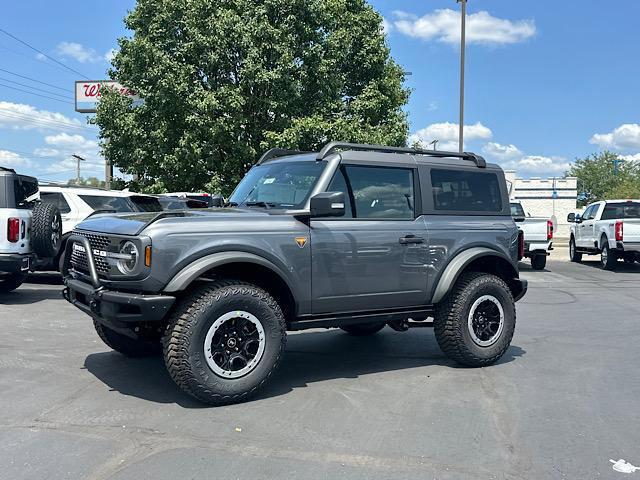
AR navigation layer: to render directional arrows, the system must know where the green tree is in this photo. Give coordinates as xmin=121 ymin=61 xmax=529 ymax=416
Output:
xmin=567 ymin=151 xmax=640 ymax=206
xmin=96 ymin=0 xmax=409 ymax=195
xmin=67 ymin=176 xmax=106 ymax=189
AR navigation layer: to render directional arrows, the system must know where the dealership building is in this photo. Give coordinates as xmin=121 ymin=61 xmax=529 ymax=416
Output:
xmin=504 ymin=171 xmax=578 ymax=239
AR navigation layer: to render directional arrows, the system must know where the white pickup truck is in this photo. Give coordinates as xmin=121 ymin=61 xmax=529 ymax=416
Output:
xmin=568 ymin=199 xmax=640 ymax=270
xmin=510 ymin=201 xmax=554 ymax=270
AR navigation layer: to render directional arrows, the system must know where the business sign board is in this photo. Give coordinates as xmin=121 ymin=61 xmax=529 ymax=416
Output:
xmin=75 ymin=80 xmax=141 ymax=113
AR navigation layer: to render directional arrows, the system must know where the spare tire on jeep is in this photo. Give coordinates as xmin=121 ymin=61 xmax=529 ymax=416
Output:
xmin=31 ymin=202 xmax=62 ymax=258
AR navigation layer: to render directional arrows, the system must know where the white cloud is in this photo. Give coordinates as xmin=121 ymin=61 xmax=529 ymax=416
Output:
xmin=410 ymin=121 xmax=492 ymax=150
xmin=482 ymin=142 xmax=571 ymax=175
xmin=41 ymin=133 xmax=102 ymax=173
xmin=0 ymin=150 xmax=33 ymax=168
xmin=619 ymin=153 xmax=640 ymax=162
xmin=381 ymin=18 xmax=392 ymax=35
xmin=0 ymin=101 xmax=83 ymax=132
xmin=56 ymin=41 xmax=102 ymax=63
xmin=590 ymin=124 xmax=640 ymax=150
xmin=392 ymin=9 xmax=536 ymax=45
xmin=35 ymin=53 xmax=47 ymax=61
xmin=104 ymin=48 xmax=118 ymax=63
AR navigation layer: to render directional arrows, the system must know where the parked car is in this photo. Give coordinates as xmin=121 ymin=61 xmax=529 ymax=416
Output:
xmin=164 ymin=192 xmax=224 ymax=207
xmin=0 ymin=167 xmax=61 ymax=292
xmin=157 ymin=196 xmax=209 ymax=210
xmin=510 ymin=201 xmax=554 ymax=270
xmin=35 ymin=185 xmax=163 ymax=271
xmin=62 ymin=142 xmax=527 ymax=405
xmin=568 ymin=199 xmax=640 ymax=269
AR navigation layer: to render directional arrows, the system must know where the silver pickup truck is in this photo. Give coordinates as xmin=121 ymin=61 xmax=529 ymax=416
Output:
xmin=568 ymin=199 xmax=640 ymax=270
xmin=510 ymin=201 xmax=553 ymax=270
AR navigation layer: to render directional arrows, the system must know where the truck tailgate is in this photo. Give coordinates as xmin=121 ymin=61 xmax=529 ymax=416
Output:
xmin=623 ymin=219 xmax=640 ymax=245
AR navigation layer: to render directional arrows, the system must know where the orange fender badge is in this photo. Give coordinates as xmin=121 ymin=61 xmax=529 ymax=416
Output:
xmin=295 ymin=236 xmax=308 ymax=248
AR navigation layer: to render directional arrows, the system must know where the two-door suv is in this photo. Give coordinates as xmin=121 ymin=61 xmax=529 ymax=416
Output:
xmin=63 ymin=142 xmax=527 ymax=405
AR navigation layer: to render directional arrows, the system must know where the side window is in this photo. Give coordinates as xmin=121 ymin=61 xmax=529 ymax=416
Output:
xmin=40 ymin=192 xmax=71 ymax=214
xmin=431 ymin=169 xmax=503 ymax=213
xmin=326 ymin=167 xmax=354 ymax=218
xmin=343 ymin=166 xmax=414 ymax=220
xmin=583 ymin=205 xmax=597 ymax=220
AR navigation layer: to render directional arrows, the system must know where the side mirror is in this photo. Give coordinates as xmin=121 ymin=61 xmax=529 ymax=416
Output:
xmin=309 ymin=192 xmax=345 ymax=218
xmin=513 ymin=216 xmax=525 ymax=223
xmin=567 ymin=213 xmax=575 ymax=223
xmin=210 ymin=194 xmax=224 ymax=207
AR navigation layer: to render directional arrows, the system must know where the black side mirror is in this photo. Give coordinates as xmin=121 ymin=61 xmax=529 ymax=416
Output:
xmin=309 ymin=192 xmax=345 ymax=218
xmin=567 ymin=213 xmax=575 ymax=223
xmin=210 ymin=194 xmax=224 ymax=207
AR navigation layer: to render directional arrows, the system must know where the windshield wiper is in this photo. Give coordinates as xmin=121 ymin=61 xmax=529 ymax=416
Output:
xmin=244 ymin=201 xmax=275 ymax=209
xmin=224 ymin=201 xmax=239 ymax=207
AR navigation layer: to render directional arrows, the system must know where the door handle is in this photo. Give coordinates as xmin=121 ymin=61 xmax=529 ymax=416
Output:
xmin=399 ymin=235 xmax=425 ymax=245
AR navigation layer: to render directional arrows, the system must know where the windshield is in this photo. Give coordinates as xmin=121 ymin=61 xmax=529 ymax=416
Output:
xmin=510 ymin=203 xmax=525 ymax=217
xmin=129 ymin=195 xmax=163 ymax=212
xmin=228 ymin=161 xmax=325 ymax=209
xmin=79 ymin=195 xmax=137 ymax=213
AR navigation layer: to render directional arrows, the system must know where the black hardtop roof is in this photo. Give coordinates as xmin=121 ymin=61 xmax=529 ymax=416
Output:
xmin=256 ymin=142 xmax=502 ymax=171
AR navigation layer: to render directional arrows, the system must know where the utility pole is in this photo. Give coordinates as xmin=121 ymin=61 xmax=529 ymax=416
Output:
xmin=105 ymin=158 xmax=112 ymax=190
xmin=457 ymin=0 xmax=467 ymax=153
xmin=71 ymin=154 xmax=85 ymax=184
xmin=429 ymin=139 xmax=439 ymax=151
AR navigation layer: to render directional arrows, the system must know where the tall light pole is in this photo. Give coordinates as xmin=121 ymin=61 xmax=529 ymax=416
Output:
xmin=457 ymin=0 xmax=467 ymax=153
xmin=71 ymin=154 xmax=85 ymax=183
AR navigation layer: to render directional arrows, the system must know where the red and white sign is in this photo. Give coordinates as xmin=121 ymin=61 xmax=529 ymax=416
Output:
xmin=75 ymin=80 xmax=141 ymax=113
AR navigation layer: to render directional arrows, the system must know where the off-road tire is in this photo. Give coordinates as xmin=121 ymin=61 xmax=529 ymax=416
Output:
xmin=94 ymin=320 xmax=162 ymax=357
xmin=31 ymin=202 xmax=62 ymax=258
xmin=531 ymin=254 xmax=547 ymax=270
xmin=434 ymin=272 xmax=516 ymax=367
xmin=569 ymin=237 xmax=582 ymax=263
xmin=340 ymin=322 xmax=386 ymax=336
xmin=162 ymin=280 xmax=287 ymax=405
xmin=0 ymin=272 xmax=27 ymax=293
xmin=600 ymin=241 xmax=617 ymax=270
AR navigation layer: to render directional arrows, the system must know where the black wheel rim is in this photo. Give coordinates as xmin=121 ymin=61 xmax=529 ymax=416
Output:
xmin=204 ymin=311 xmax=265 ymax=378
xmin=467 ymin=295 xmax=504 ymax=347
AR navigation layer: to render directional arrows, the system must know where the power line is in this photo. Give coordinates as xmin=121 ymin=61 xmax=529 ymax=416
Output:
xmin=0 ymin=82 xmax=73 ymax=104
xmin=0 ymin=28 xmax=90 ymax=80
xmin=0 ymin=111 xmax=96 ymax=132
xmin=0 ymin=76 xmax=73 ymax=100
xmin=0 ymin=67 xmax=70 ymax=92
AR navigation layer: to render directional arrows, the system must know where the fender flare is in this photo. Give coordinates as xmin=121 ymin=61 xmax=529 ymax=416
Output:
xmin=431 ymin=247 xmax=517 ymax=304
xmin=163 ymin=251 xmax=295 ymax=294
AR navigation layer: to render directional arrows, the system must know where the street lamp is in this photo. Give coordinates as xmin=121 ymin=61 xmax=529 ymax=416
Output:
xmin=457 ymin=0 xmax=467 ymax=154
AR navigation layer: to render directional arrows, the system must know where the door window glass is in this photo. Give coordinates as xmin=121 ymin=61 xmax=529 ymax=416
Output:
xmin=343 ymin=166 xmax=414 ymax=219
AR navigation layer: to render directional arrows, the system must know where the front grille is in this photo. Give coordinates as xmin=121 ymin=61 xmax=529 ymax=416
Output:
xmin=70 ymin=232 xmax=111 ymax=274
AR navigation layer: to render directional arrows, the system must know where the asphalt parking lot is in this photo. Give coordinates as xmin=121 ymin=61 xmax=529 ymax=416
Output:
xmin=1 ymin=251 xmax=639 ymax=480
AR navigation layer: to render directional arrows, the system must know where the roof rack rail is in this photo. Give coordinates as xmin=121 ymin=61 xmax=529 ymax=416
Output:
xmin=0 ymin=166 xmax=17 ymax=173
xmin=257 ymin=148 xmax=311 ymax=165
xmin=315 ymin=141 xmax=487 ymax=168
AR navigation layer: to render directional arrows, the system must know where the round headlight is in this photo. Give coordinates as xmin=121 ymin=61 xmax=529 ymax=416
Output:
xmin=117 ymin=241 xmax=139 ymax=274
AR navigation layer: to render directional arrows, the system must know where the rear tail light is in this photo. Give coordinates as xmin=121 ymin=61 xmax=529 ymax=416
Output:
xmin=547 ymin=220 xmax=554 ymax=241
xmin=518 ymin=230 xmax=525 ymax=260
xmin=615 ymin=221 xmax=624 ymax=241
xmin=7 ymin=217 xmax=20 ymax=242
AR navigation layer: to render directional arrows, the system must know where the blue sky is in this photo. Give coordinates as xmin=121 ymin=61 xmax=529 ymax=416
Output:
xmin=1 ymin=0 xmax=639 ymax=182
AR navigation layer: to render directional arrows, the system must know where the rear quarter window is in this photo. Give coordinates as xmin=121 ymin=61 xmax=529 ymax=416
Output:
xmin=601 ymin=203 xmax=640 ymax=220
xmin=430 ymin=169 xmax=503 ymax=213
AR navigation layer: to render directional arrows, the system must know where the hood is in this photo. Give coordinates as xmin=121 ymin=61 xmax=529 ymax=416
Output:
xmin=75 ymin=208 xmax=272 ymax=236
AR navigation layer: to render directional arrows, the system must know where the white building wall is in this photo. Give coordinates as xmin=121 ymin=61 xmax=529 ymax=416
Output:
xmin=504 ymin=171 xmax=577 ymax=238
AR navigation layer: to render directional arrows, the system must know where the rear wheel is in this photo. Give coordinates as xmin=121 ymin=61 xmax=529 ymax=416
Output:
xmin=531 ymin=254 xmax=547 ymax=270
xmin=600 ymin=242 xmax=617 ymax=270
xmin=0 ymin=272 xmax=27 ymax=293
xmin=341 ymin=322 xmax=386 ymax=336
xmin=31 ymin=202 xmax=62 ymax=258
xmin=569 ymin=237 xmax=582 ymax=263
xmin=434 ymin=272 xmax=515 ymax=367
xmin=93 ymin=321 xmax=162 ymax=357
xmin=162 ymin=280 xmax=286 ymax=405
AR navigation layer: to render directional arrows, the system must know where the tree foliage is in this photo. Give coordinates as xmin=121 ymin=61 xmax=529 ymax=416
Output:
xmin=568 ymin=151 xmax=640 ymax=206
xmin=67 ymin=176 xmax=106 ymax=189
xmin=96 ymin=0 xmax=410 ymax=195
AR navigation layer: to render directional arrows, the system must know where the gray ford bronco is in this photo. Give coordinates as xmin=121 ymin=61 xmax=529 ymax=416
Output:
xmin=62 ymin=142 xmax=527 ymax=405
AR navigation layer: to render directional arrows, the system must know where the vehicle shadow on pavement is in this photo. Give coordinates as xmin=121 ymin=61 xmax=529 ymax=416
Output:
xmin=0 ymin=287 xmax=63 ymax=305
xmin=83 ymin=328 xmax=525 ymax=407
xmin=576 ymin=260 xmax=640 ymax=273
xmin=27 ymin=272 xmax=64 ymax=285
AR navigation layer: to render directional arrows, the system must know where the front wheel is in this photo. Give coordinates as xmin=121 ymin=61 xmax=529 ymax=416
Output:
xmin=600 ymin=242 xmax=618 ymax=270
xmin=569 ymin=237 xmax=582 ymax=263
xmin=434 ymin=272 xmax=516 ymax=367
xmin=162 ymin=280 xmax=286 ymax=405
xmin=0 ymin=272 xmax=27 ymax=293
xmin=531 ymin=254 xmax=547 ymax=270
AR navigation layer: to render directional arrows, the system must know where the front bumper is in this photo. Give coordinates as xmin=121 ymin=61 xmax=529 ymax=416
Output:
xmin=0 ymin=253 xmax=33 ymax=274
xmin=61 ymin=234 xmax=175 ymax=326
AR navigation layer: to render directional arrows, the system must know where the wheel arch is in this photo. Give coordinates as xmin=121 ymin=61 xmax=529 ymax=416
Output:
xmin=163 ymin=252 xmax=297 ymax=320
xmin=431 ymin=247 xmax=520 ymax=304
